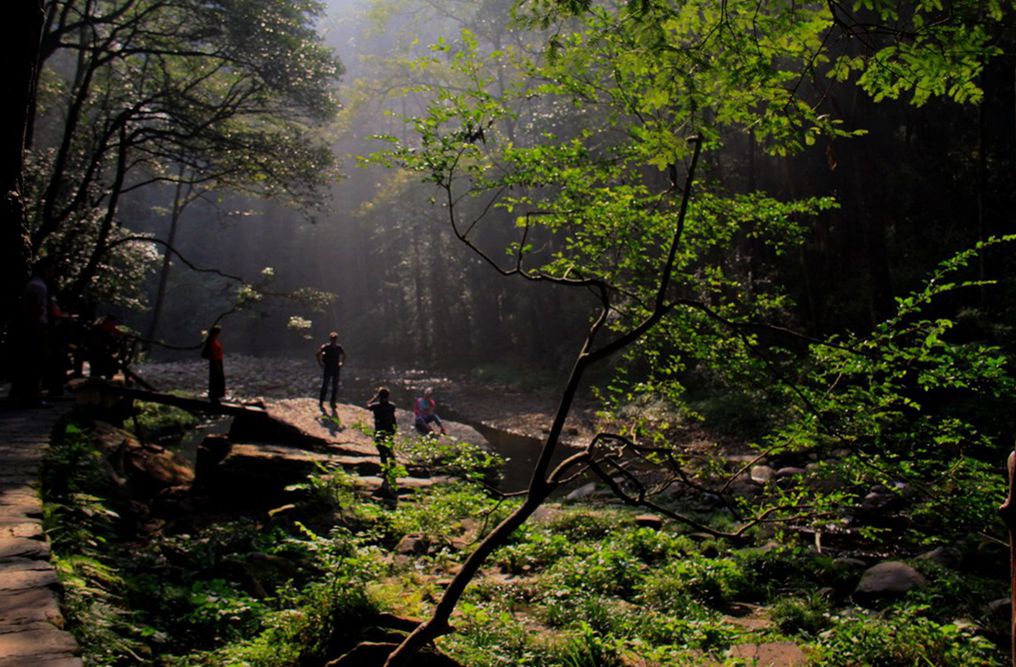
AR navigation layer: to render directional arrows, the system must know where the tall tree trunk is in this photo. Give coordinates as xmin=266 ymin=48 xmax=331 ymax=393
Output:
xmin=1 ymin=0 xmax=46 ymax=376
xmin=66 ymin=124 xmax=131 ymax=306
xmin=145 ymin=168 xmax=193 ymax=346
xmin=997 ymin=450 xmax=1016 ymax=667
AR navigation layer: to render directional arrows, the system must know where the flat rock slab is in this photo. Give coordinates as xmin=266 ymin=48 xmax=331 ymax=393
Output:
xmin=0 ymin=587 xmax=64 ymax=627
xmin=0 ymin=558 xmax=60 ymax=592
xmin=0 ymin=622 xmax=79 ymax=658
xmin=728 ymin=641 xmax=808 ymax=666
xmin=0 ymin=490 xmax=40 ymax=508
xmin=0 ymin=501 xmax=42 ymax=518
xmin=262 ymin=398 xmax=489 ymax=452
xmin=0 ymin=521 xmax=44 ymax=540
xmin=0 ymin=405 xmax=78 ymax=667
xmin=0 ymin=656 xmax=83 ymax=667
xmin=0 ymin=537 xmax=49 ymax=561
xmin=356 ymin=475 xmax=452 ymax=492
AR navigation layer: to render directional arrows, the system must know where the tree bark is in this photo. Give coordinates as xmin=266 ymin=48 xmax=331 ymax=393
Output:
xmin=1 ymin=0 xmax=46 ymax=377
xmin=998 ymin=449 xmax=1016 ymax=667
xmin=145 ymin=168 xmax=194 ymax=346
xmin=2 ymin=0 xmax=45 ymax=274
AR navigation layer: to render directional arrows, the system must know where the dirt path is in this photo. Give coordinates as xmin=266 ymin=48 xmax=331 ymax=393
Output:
xmin=0 ymin=402 xmax=82 ymax=667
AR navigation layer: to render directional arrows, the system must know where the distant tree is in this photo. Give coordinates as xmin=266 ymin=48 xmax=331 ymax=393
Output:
xmin=28 ymin=0 xmax=341 ymax=313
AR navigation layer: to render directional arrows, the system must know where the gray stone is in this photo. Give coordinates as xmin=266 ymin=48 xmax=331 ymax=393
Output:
xmin=0 ymin=537 xmax=50 ymax=561
xmin=749 ymin=465 xmax=776 ymax=484
xmin=0 ymin=587 xmax=63 ymax=627
xmin=775 ymin=466 xmax=807 ymax=478
xmin=854 ymin=561 xmax=926 ymax=604
xmin=565 ymin=482 xmax=597 ymax=501
xmin=0 ymin=623 xmax=79 ymax=659
xmin=987 ymin=598 xmax=1010 ymax=623
xmin=0 ymin=656 xmax=83 ymax=667
xmin=916 ymin=546 xmax=961 ymax=569
xmin=0 ymin=521 xmax=43 ymax=540
xmin=0 ymin=559 xmax=60 ymax=592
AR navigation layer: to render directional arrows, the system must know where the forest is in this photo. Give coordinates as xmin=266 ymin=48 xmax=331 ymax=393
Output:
xmin=3 ymin=0 xmax=1016 ymax=665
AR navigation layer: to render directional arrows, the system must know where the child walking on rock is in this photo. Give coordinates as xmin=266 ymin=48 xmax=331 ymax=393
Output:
xmin=366 ymin=387 xmax=397 ymax=499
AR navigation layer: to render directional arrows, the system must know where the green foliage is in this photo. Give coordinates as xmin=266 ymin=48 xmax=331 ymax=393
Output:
xmin=133 ymin=400 xmax=199 ymax=442
xmin=762 ymin=236 xmax=1016 ymax=543
xmin=398 ymin=434 xmax=506 ymax=485
xmin=42 ymin=422 xmax=148 ymax=664
xmin=809 ymin=606 xmax=1000 ymax=667
xmin=31 ymin=0 xmax=343 ymax=308
xmin=770 ymin=592 xmax=832 ymax=637
xmin=637 ymin=556 xmax=748 ymax=610
xmin=388 ymin=482 xmax=516 ymax=546
xmin=553 ymin=621 xmax=624 ymax=667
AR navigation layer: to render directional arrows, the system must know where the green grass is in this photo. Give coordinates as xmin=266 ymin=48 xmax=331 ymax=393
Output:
xmin=40 ymin=416 xmax=1007 ymax=667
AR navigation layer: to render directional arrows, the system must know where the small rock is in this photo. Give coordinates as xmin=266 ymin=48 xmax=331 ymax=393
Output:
xmin=750 ymin=465 xmax=776 ymax=484
xmin=832 ymin=556 xmax=867 ymax=570
xmin=854 ymin=561 xmax=926 ymax=605
xmin=859 ymin=485 xmax=904 ymax=514
xmin=775 ymin=466 xmax=807 ymax=479
xmin=394 ymin=533 xmax=431 ymax=556
xmin=565 ymin=482 xmax=597 ymax=501
xmin=916 ymin=546 xmax=961 ymax=569
xmin=987 ymin=598 xmax=1010 ymax=623
xmin=634 ymin=514 xmax=663 ymax=530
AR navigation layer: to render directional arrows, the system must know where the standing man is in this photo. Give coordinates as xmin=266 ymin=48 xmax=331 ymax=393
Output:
xmin=10 ymin=257 xmax=55 ymax=405
xmin=316 ymin=331 xmax=346 ymax=410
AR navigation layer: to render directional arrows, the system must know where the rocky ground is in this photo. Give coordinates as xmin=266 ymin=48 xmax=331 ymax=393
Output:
xmin=135 ymin=356 xmax=601 ymax=446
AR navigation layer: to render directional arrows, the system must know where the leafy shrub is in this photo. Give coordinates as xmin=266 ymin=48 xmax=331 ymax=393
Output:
xmin=551 ymin=621 xmax=624 ymax=667
xmin=615 ymin=526 xmax=695 ymax=565
xmin=134 ymin=399 xmax=198 ymax=442
xmin=445 ymin=601 xmax=555 ymax=667
xmin=399 ymin=433 xmax=505 ymax=485
xmin=770 ymin=592 xmax=831 ymax=636
xmin=810 ymin=607 xmax=1000 ymax=666
xmin=42 ymin=422 xmax=147 ymax=664
xmin=542 ymin=544 xmax=644 ymax=598
xmin=388 ymin=482 xmax=514 ymax=548
xmin=496 ymin=530 xmax=575 ymax=574
xmin=637 ymin=557 xmax=748 ymax=610
xmin=546 ymin=509 xmax=621 ymax=540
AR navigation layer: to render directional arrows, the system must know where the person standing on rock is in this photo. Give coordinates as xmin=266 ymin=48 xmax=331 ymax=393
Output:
xmin=315 ymin=331 xmax=345 ymax=410
xmin=201 ymin=324 xmax=225 ymax=403
xmin=367 ymin=386 xmax=397 ymax=498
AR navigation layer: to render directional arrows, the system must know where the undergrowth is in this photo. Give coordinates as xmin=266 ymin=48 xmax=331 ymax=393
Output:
xmin=41 ymin=416 xmax=1006 ymax=666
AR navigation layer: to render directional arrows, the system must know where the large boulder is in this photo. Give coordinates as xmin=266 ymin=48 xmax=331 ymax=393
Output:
xmin=197 ymin=441 xmax=379 ymax=509
xmin=854 ymin=561 xmax=926 ymax=606
xmin=232 ymin=398 xmax=490 ymax=455
xmin=91 ymin=422 xmax=194 ymax=501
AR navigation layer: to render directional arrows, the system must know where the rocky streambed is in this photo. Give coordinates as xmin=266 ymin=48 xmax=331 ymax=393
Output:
xmin=135 ymin=356 xmax=599 ymax=492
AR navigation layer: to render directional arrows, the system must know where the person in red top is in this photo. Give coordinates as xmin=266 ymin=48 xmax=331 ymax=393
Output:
xmin=413 ymin=387 xmax=446 ymax=435
xmin=202 ymin=324 xmax=225 ymax=402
